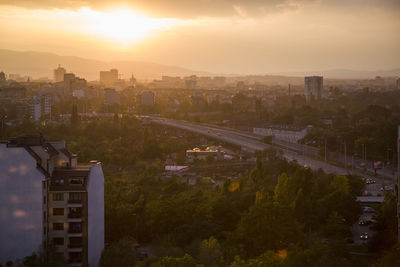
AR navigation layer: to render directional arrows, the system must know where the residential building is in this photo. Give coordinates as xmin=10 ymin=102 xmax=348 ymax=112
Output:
xmin=186 ymin=147 xmax=224 ymax=161
xmin=64 ymin=73 xmax=87 ymax=95
xmin=253 ymin=125 xmax=312 ymax=143
xmin=73 ymin=89 xmax=85 ymax=99
xmin=104 ymin=88 xmax=120 ymax=106
xmin=30 ymin=93 xmax=51 ymax=121
xmin=0 ymin=135 xmax=104 ymax=266
xmin=304 ymin=76 xmax=323 ymax=101
xmin=100 ymin=69 xmax=118 ymax=86
xmin=397 ymin=78 xmax=400 ymax=89
xmin=140 ymin=91 xmax=155 ymax=107
xmin=54 ymin=65 xmax=66 ymax=82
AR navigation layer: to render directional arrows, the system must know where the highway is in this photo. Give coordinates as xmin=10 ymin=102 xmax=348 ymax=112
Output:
xmin=146 ymin=116 xmax=395 ymax=191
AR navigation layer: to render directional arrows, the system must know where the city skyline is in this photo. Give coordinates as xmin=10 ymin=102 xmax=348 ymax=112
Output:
xmin=0 ymin=1 xmax=399 ymax=74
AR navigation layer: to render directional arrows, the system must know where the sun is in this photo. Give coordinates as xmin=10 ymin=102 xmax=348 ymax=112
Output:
xmin=78 ymin=7 xmax=179 ymax=44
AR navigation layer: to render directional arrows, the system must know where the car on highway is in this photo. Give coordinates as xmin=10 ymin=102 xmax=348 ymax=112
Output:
xmin=380 ymin=185 xmax=393 ymax=191
xmin=362 ymin=206 xmax=375 ymax=213
xmin=360 ymin=232 xmax=369 ymax=240
xmin=365 ymin=178 xmax=375 ymax=184
xmin=358 ymin=218 xmax=373 ymax=226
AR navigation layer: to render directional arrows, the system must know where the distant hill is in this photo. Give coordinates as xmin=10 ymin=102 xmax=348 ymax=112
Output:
xmin=0 ymin=49 xmax=210 ymax=81
xmin=274 ymin=68 xmax=400 ymax=80
xmin=0 ymin=49 xmax=398 ymax=81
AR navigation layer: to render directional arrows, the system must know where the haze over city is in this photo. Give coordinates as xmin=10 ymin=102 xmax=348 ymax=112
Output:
xmin=1 ymin=0 xmax=400 ymax=74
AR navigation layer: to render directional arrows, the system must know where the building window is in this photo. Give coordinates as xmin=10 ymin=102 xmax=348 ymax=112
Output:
xmin=69 ymin=252 xmax=82 ymax=263
xmin=43 ymin=181 xmax=46 ymax=189
xmin=53 ymin=237 xmax=64 ymax=246
xmin=43 ymin=226 xmax=46 ymax=235
xmin=53 ymin=223 xmax=64 ymax=230
xmin=53 ymin=208 xmax=64 ymax=216
xmin=53 ymin=193 xmax=64 ymax=201
xmin=43 ymin=211 xmax=46 ymax=221
xmin=70 ymin=178 xmax=83 ymax=185
xmin=69 ymin=222 xmax=82 ymax=233
xmin=54 ymin=179 xmax=64 ymax=185
xmin=69 ymin=237 xmax=82 ymax=248
xmin=43 ymin=196 xmax=46 ymax=204
xmin=69 ymin=192 xmax=82 ymax=203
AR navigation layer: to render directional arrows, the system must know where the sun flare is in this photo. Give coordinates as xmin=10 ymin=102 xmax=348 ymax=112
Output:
xmin=78 ymin=7 xmax=180 ymax=44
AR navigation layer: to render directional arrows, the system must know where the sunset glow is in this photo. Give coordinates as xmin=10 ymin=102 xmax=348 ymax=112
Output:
xmin=78 ymin=7 xmax=181 ymax=44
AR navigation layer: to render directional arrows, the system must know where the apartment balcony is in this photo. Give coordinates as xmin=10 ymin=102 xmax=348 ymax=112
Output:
xmin=69 ymin=258 xmax=83 ymax=264
xmin=68 ymin=212 xmax=82 ymax=218
xmin=68 ymin=199 xmax=82 ymax=204
xmin=67 ymin=199 xmax=83 ymax=208
xmin=68 ymin=243 xmax=83 ymax=252
xmin=68 ymin=243 xmax=83 ymax=248
xmin=68 ymin=228 xmax=82 ymax=234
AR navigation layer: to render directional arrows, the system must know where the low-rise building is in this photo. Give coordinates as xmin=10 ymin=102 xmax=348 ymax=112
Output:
xmin=253 ymin=125 xmax=312 ymax=143
xmin=186 ymin=147 xmax=224 ymax=161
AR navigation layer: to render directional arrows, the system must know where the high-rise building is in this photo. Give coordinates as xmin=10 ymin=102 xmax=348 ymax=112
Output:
xmin=396 ymin=78 xmax=400 ymax=89
xmin=30 ymin=93 xmax=51 ymax=121
xmin=54 ymin=65 xmax=66 ymax=82
xmin=100 ymin=69 xmax=118 ymax=86
xmin=304 ymin=76 xmax=323 ymax=101
xmin=0 ymin=135 xmax=104 ymax=266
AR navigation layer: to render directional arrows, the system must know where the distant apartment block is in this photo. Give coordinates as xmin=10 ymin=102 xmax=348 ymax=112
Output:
xmin=397 ymin=78 xmax=400 ymax=89
xmin=253 ymin=125 xmax=312 ymax=143
xmin=185 ymin=79 xmax=197 ymax=89
xmin=304 ymin=76 xmax=323 ymax=101
xmin=104 ymin=88 xmax=120 ymax=106
xmin=0 ymin=135 xmax=104 ymax=266
xmin=31 ymin=93 xmax=51 ymax=121
xmin=64 ymin=73 xmax=87 ymax=95
xmin=54 ymin=65 xmax=66 ymax=82
xmin=100 ymin=69 xmax=118 ymax=86
xmin=140 ymin=91 xmax=155 ymax=107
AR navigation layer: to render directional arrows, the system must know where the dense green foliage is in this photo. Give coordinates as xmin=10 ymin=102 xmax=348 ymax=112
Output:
xmin=4 ymin=115 xmax=398 ymax=267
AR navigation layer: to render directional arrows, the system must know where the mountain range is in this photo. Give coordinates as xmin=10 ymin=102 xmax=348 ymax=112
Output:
xmin=0 ymin=49 xmax=399 ymax=81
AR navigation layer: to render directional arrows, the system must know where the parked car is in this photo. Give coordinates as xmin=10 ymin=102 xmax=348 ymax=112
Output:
xmin=365 ymin=178 xmax=375 ymax=184
xmin=360 ymin=232 xmax=369 ymax=240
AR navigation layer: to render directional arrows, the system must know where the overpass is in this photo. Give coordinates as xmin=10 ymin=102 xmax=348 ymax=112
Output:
xmin=145 ymin=116 xmax=386 ymax=179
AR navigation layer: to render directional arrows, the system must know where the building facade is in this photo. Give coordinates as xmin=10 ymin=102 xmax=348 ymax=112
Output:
xmin=0 ymin=135 xmax=104 ymax=266
xmin=104 ymin=88 xmax=120 ymax=106
xmin=304 ymin=76 xmax=323 ymax=101
xmin=253 ymin=125 xmax=312 ymax=143
xmin=100 ymin=69 xmax=118 ymax=86
xmin=140 ymin=91 xmax=155 ymax=107
xmin=54 ymin=65 xmax=66 ymax=82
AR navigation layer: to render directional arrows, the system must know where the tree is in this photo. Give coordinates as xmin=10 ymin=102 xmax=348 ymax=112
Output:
xmin=157 ymin=254 xmax=204 ymax=267
xmin=100 ymin=237 xmax=138 ymax=267
xmin=71 ymin=103 xmax=79 ymax=127
xmin=197 ymin=236 xmax=221 ymax=266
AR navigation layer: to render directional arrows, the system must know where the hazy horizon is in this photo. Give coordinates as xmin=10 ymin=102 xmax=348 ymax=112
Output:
xmin=1 ymin=0 xmax=399 ymax=74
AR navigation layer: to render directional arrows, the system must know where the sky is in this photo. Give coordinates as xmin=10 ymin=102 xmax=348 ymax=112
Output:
xmin=0 ymin=0 xmax=399 ymax=74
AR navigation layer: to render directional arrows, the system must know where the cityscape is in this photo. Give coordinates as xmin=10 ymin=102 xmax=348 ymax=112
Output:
xmin=0 ymin=1 xmax=400 ymax=267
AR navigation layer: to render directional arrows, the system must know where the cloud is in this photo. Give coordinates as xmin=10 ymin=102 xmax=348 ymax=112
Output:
xmin=0 ymin=0 xmax=317 ymax=18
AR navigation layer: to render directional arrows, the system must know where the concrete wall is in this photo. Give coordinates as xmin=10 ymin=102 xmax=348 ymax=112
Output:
xmin=0 ymin=144 xmax=44 ymax=264
xmin=87 ymin=163 xmax=104 ymax=267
